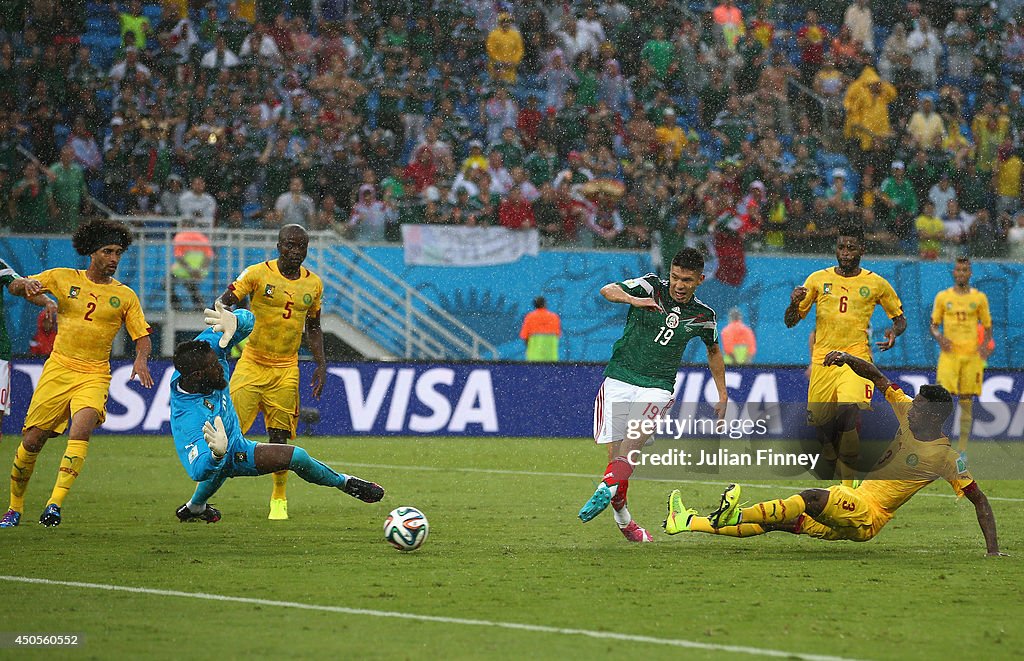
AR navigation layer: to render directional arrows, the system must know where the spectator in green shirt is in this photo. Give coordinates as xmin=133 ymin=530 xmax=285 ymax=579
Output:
xmin=490 ymin=127 xmax=525 ymax=170
xmin=878 ymin=160 xmax=919 ymax=254
xmin=573 ymin=52 xmax=598 ymax=107
xmin=524 ymin=138 xmax=558 ymax=187
xmin=50 ymin=145 xmax=89 ymax=232
xmin=641 ymin=26 xmax=674 ymax=80
xmin=9 ymin=161 xmax=55 ymax=233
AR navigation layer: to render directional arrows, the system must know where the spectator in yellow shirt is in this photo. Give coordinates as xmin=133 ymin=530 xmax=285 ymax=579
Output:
xmin=843 ymin=67 xmax=897 ymax=151
xmin=461 ymin=140 xmax=488 ymax=172
xmin=654 ymin=108 xmax=687 ymax=162
xmin=992 ymin=142 xmax=1023 ymax=216
xmin=941 ymin=118 xmax=971 ymax=158
xmin=237 ymin=0 xmax=255 ymax=22
xmin=915 ymin=200 xmax=945 ymax=259
xmin=971 ymin=102 xmax=1009 ymax=174
xmin=486 ymin=13 xmax=524 ymax=84
xmin=161 ymin=0 xmax=187 ymax=21
xmin=906 ymin=97 xmax=946 ymax=149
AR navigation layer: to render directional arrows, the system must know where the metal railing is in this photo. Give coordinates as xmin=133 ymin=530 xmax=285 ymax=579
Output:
xmin=308 ymin=239 xmax=499 ymax=360
xmin=786 ymin=75 xmax=831 ymax=129
xmin=121 ymin=224 xmax=498 ymax=360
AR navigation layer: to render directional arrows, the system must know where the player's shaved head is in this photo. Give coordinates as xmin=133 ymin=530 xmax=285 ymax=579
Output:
xmin=277 ymin=224 xmax=309 ymax=273
xmin=279 ymin=224 xmax=308 ymax=241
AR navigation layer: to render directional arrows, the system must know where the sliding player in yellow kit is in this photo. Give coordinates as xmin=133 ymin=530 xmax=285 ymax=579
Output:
xmin=1 ymin=219 xmax=153 ymax=528
xmin=219 ymin=224 xmax=326 ymax=520
xmin=930 ymin=257 xmax=992 ymax=460
xmin=784 ymin=224 xmax=906 ymax=484
xmin=664 ymin=351 xmax=1005 ymax=557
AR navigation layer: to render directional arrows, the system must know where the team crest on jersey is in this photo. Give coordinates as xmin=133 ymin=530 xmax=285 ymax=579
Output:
xmin=303 ymin=293 xmax=313 ymax=305
xmin=947 ymin=302 xmax=953 ymax=310
xmin=969 ymin=302 xmax=977 ymax=310
xmin=203 ymin=399 xmax=214 ymax=411
xmin=264 ymin=284 xmax=275 ymax=298
xmin=69 ymin=286 xmax=80 ymax=299
xmin=859 ymin=286 xmax=870 ymax=298
xmin=906 ymin=454 xmax=919 ymax=467
xmin=109 ymin=296 xmax=121 ymax=308
xmin=823 ymin=283 xmax=832 ymax=294
xmin=234 ymin=452 xmax=247 ymax=463
xmin=665 ymin=313 xmax=680 ymax=329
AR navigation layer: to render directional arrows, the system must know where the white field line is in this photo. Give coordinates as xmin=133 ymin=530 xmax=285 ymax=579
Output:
xmin=0 ymin=575 xmax=865 ymax=661
xmin=328 ymin=461 xmax=1024 ymax=503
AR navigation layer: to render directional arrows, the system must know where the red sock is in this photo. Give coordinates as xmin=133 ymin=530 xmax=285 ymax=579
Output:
xmin=611 ymin=479 xmax=629 ymax=511
xmin=602 ymin=456 xmax=633 ymax=489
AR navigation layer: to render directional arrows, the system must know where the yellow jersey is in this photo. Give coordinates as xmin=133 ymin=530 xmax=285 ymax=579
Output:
xmin=33 ymin=268 xmax=151 ymax=374
xmin=858 ymin=385 xmax=974 ymax=514
xmin=655 ymin=125 xmax=687 ymax=159
xmin=228 ymin=259 xmax=323 ymax=367
xmin=798 ymin=267 xmax=903 ymax=363
xmin=931 ymin=287 xmax=991 ymax=355
xmin=995 ymin=156 xmax=1023 ymax=197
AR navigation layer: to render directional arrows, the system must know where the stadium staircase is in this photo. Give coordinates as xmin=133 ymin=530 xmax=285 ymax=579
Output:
xmin=124 ymin=225 xmax=499 ymax=360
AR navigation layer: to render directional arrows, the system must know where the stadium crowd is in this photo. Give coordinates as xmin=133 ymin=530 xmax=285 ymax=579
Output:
xmin=5 ymin=0 xmax=1024 ymax=270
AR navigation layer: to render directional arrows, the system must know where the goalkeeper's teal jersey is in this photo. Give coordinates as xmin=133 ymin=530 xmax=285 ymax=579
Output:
xmin=603 ymin=274 xmax=719 ymax=393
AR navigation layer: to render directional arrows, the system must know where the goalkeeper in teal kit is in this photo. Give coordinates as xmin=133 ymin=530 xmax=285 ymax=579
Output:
xmin=172 ymin=303 xmax=384 ymax=522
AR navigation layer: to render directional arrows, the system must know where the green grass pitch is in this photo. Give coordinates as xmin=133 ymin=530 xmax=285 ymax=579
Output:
xmin=0 ymin=436 xmax=1021 ymax=660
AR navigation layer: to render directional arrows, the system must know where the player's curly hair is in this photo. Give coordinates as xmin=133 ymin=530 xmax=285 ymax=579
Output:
xmin=72 ymin=219 xmax=134 ymax=256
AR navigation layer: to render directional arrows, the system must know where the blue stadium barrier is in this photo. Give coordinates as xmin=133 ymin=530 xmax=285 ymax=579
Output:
xmin=2 ymin=238 xmax=1023 ymax=368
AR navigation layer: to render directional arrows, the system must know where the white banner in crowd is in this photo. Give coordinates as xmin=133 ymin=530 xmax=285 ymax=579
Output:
xmin=401 ymin=225 xmax=540 ymax=266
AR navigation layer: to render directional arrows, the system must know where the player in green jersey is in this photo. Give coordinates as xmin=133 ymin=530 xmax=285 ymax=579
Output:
xmin=580 ymin=247 xmax=728 ymax=541
xmin=0 ymin=259 xmax=56 ymax=442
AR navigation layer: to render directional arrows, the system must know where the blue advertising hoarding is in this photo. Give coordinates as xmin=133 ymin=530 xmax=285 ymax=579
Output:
xmin=4 ymin=360 xmax=1023 ymax=439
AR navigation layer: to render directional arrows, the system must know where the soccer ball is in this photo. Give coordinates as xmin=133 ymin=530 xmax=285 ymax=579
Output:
xmin=384 ymin=507 xmax=429 ymax=552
